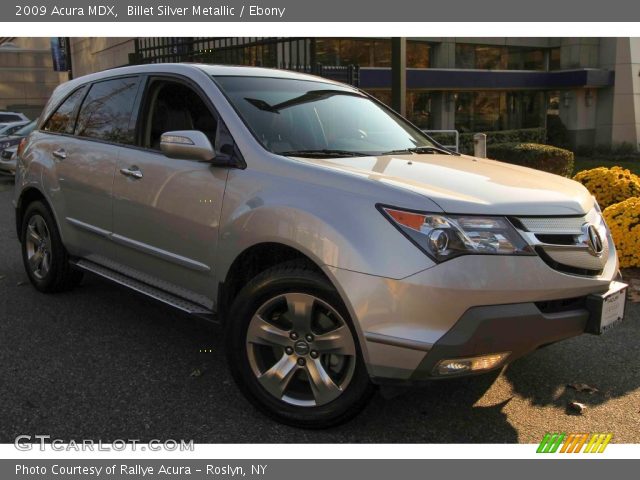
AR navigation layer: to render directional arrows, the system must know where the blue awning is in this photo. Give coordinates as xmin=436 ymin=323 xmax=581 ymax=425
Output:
xmin=360 ymin=68 xmax=614 ymax=90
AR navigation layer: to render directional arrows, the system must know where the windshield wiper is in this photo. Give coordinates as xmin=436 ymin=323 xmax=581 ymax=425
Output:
xmin=382 ymin=146 xmax=458 ymax=156
xmin=245 ymin=90 xmax=362 ymax=114
xmin=278 ymin=149 xmax=370 ymax=158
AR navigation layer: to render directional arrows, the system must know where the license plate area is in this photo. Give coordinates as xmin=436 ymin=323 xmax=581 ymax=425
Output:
xmin=585 ymin=281 xmax=628 ymax=335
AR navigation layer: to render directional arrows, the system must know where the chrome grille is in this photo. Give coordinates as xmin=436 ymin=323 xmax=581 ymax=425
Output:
xmin=517 ymin=217 xmax=584 ymax=234
xmin=513 ymin=209 xmax=609 ymax=276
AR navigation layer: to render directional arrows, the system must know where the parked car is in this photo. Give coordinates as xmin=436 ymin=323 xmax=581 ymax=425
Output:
xmin=0 ymin=121 xmax=30 ymax=137
xmin=0 ymin=145 xmax=17 ymax=176
xmin=0 ymin=111 xmax=28 ymax=124
xmin=13 ymin=64 xmax=627 ymax=427
xmin=0 ymin=120 xmax=36 ymax=154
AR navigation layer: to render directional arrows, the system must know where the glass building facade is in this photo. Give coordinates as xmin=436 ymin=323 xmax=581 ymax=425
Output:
xmin=127 ymin=37 xmax=621 ymax=148
xmin=312 ymin=39 xmax=561 ymax=132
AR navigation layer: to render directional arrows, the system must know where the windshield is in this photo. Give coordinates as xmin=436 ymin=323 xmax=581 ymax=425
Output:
xmin=15 ymin=120 xmax=36 ymax=136
xmin=213 ymin=76 xmax=436 ymax=157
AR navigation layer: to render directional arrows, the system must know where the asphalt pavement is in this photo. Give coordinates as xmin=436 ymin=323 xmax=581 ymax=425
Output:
xmin=0 ymin=176 xmax=638 ymax=443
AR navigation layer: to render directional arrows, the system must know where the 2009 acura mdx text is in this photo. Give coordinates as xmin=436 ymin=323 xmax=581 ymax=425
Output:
xmin=13 ymin=64 xmax=627 ymax=427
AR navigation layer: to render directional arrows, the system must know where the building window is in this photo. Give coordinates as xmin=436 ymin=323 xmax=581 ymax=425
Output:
xmin=407 ymin=41 xmax=431 ymax=68
xmin=547 ymin=91 xmax=560 ymax=115
xmin=455 ymin=44 xmax=547 ymax=71
xmin=372 ymin=39 xmax=392 ymax=67
xmin=455 ymin=44 xmax=475 ymax=69
xmin=549 ymin=48 xmax=561 ymax=70
xmin=454 ymin=91 xmax=546 ymax=132
xmin=407 ymin=91 xmax=433 ymax=128
xmin=315 ymin=39 xmax=429 ymax=68
xmin=475 ymin=46 xmax=505 ymax=70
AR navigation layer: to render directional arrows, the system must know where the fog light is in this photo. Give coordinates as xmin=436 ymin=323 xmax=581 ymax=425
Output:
xmin=434 ymin=352 xmax=510 ymax=376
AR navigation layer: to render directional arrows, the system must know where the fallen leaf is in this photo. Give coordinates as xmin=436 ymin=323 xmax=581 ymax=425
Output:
xmin=0 ymin=275 xmax=5 ymax=280
xmin=567 ymin=383 xmax=599 ymax=394
xmin=16 ymin=280 xmax=27 ymax=286
xmin=190 ymin=368 xmax=202 ymax=377
xmin=568 ymin=401 xmax=587 ymax=414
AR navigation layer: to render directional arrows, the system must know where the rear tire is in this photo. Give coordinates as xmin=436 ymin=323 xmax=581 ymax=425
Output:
xmin=20 ymin=200 xmax=83 ymax=293
xmin=225 ymin=261 xmax=375 ymax=428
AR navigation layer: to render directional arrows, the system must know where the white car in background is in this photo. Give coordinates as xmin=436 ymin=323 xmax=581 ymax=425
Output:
xmin=0 ymin=121 xmax=30 ymax=137
xmin=0 ymin=112 xmax=29 ymax=124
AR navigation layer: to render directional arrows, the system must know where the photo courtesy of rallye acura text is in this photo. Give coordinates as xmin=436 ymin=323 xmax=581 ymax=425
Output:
xmin=13 ymin=63 xmax=627 ymax=427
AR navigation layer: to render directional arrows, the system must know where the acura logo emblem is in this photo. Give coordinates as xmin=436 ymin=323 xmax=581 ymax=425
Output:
xmin=583 ymin=223 xmax=604 ymax=257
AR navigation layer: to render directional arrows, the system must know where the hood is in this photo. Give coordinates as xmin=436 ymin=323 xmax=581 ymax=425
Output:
xmin=295 ymin=153 xmax=593 ymax=216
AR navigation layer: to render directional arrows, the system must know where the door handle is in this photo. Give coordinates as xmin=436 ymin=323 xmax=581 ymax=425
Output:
xmin=119 ymin=167 xmax=143 ymax=179
xmin=52 ymin=148 xmax=66 ymax=160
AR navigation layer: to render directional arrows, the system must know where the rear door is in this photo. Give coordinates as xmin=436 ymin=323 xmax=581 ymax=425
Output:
xmin=45 ymin=76 xmax=142 ymax=260
xmin=111 ymin=76 xmax=229 ymax=308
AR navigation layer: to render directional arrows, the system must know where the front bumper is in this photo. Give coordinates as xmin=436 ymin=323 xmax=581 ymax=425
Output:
xmin=326 ymin=250 xmax=618 ymax=383
xmin=410 ymin=301 xmax=588 ymax=381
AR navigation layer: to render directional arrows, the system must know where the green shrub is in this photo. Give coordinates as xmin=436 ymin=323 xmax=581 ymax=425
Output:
xmin=546 ymin=115 xmax=570 ymax=148
xmin=487 ymin=142 xmax=575 ymax=177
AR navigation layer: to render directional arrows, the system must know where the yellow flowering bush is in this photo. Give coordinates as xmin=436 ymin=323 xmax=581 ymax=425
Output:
xmin=603 ymin=197 xmax=640 ymax=268
xmin=573 ymin=166 xmax=640 ymax=208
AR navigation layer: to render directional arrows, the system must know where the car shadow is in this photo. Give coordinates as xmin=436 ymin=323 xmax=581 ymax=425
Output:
xmin=330 ymin=376 xmax=517 ymax=443
xmin=502 ymin=302 xmax=640 ymax=411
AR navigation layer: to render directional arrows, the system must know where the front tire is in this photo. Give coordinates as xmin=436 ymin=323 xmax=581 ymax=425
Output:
xmin=20 ymin=200 xmax=83 ymax=293
xmin=225 ymin=261 xmax=374 ymax=428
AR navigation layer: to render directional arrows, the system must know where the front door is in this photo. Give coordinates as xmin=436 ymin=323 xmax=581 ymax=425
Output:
xmin=111 ymin=78 xmax=228 ymax=308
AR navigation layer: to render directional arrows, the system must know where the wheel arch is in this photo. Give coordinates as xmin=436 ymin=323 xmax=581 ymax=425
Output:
xmin=217 ymin=242 xmax=330 ymax=321
xmin=16 ymin=186 xmax=50 ymax=242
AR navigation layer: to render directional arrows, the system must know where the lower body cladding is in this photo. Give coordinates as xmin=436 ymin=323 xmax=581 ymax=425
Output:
xmin=327 ymin=251 xmax=620 ymax=384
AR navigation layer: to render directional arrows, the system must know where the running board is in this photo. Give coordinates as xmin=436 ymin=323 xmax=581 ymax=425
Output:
xmin=74 ymin=259 xmax=215 ymax=317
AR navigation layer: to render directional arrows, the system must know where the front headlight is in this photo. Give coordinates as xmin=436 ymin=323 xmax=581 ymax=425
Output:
xmin=379 ymin=205 xmax=535 ymax=262
xmin=1 ymin=142 xmax=10 ymax=150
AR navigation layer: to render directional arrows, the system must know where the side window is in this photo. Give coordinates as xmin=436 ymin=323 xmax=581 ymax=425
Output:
xmin=0 ymin=114 xmax=21 ymax=122
xmin=143 ymin=80 xmax=217 ymax=150
xmin=75 ymin=77 xmax=140 ymax=145
xmin=43 ymin=87 xmax=86 ymax=134
xmin=7 ymin=124 xmax=23 ymax=135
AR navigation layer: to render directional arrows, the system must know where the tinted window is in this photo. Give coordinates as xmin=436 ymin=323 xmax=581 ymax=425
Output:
xmin=76 ymin=77 xmax=140 ymax=145
xmin=43 ymin=87 xmax=86 ymax=134
xmin=144 ymin=81 xmax=217 ymax=150
xmin=0 ymin=114 xmax=21 ymax=122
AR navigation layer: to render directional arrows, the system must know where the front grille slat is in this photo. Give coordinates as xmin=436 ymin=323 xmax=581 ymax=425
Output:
xmin=517 ymin=216 xmax=584 ymax=234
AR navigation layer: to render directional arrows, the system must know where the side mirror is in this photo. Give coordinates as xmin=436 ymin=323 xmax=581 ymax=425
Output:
xmin=160 ymin=130 xmax=216 ymax=162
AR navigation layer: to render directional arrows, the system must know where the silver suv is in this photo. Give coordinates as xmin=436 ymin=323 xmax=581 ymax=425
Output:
xmin=14 ymin=64 xmax=627 ymax=427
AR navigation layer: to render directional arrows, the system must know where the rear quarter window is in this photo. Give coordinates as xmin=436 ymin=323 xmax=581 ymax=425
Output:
xmin=42 ymin=86 xmax=87 ymax=134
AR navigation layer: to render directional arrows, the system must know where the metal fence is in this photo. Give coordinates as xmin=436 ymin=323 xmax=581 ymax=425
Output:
xmin=129 ymin=37 xmax=360 ymax=87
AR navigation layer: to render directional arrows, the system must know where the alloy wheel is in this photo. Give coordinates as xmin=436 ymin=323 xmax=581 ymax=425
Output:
xmin=25 ymin=214 xmax=52 ymax=280
xmin=246 ymin=292 xmax=357 ymax=407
